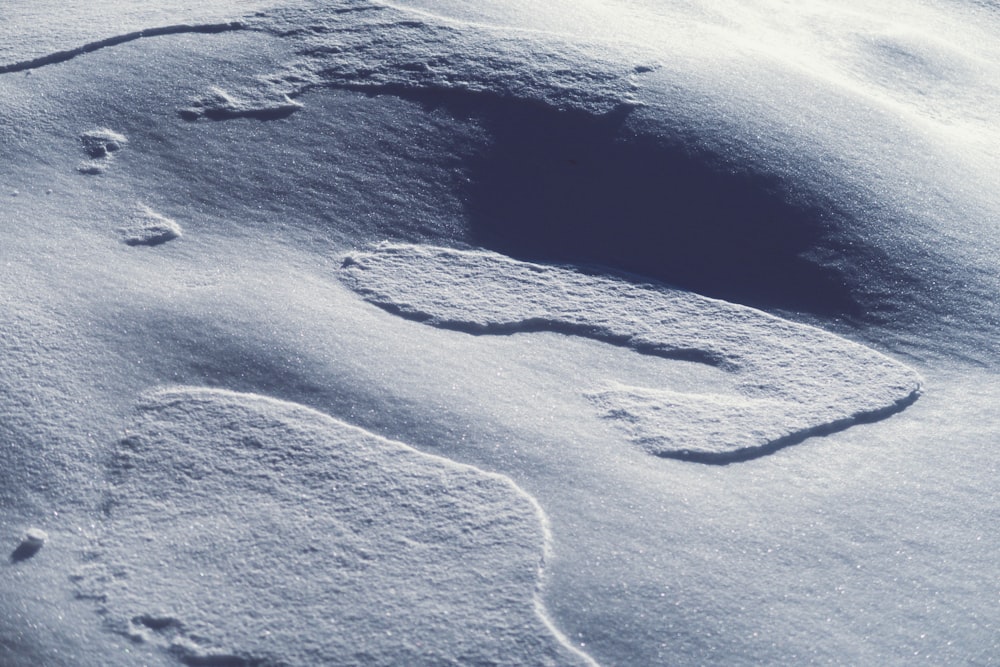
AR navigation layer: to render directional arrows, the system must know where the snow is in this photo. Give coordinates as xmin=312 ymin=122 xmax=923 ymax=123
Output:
xmin=77 ymin=128 xmax=129 ymax=176
xmin=79 ymin=129 xmax=128 ymax=159
xmin=75 ymin=387 xmax=592 ymax=667
xmin=249 ymin=1 xmax=650 ymax=114
xmin=10 ymin=528 xmax=48 ymax=564
xmin=118 ymin=206 xmax=183 ymax=246
xmin=340 ymin=243 xmax=921 ymax=461
xmin=0 ymin=1 xmax=270 ymax=69
xmin=178 ymin=86 xmax=303 ymax=122
xmin=1 ymin=0 xmax=998 ymax=665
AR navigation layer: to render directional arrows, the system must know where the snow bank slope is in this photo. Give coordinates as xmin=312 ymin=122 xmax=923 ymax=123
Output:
xmin=248 ymin=0 xmax=647 ymax=114
xmin=0 ymin=1 xmax=274 ymax=71
xmin=340 ymin=244 xmax=921 ymax=462
xmin=77 ymin=387 xmax=594 ymax=667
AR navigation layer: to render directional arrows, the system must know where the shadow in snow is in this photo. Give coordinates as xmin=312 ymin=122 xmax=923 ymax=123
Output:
xmin=354 ymin=85 xmax=863 ymax=317
xmin=660 ymin=389 xmax=921 ymax=465
xmin=9 ymin=541 xmax=42 ymax=564
xmin=464 ymin=100 xmax=859 ymax=317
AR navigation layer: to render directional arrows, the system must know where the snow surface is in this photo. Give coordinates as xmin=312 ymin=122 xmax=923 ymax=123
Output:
xmin=118 ymin=206 xmax=183 ymax=247
xmin=75 ymin=387 xmax=592 ymax=667
xmin=1 ymin=0 xmax=998 ymax=665
xmin=340 ymin=243 xmax=921 ymax=462
xmin=0 ymin=1 xmax=273 ymax=69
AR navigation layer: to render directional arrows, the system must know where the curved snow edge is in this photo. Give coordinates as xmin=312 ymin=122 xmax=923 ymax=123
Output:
xmin=0 ymin=22 xmax=249 ymax=75
xmin=658 ymin=385 xmax=922 ymax=464
xmin=136 ymin=385 xmax=600 ymax=667
xmin=338 ymin=243 xmax=923 ymax=464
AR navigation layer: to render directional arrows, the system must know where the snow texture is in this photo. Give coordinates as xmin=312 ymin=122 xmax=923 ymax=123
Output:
xmin=77 ymin=128 xmax=128 ymax=175
xmin=249 ymin=1 xmax=651 ymax=114
xmin=340 ymin=244 xmax=922 ymax=462
xmin=75 ymin=387 xmax=594 ymax=667
xmin=1 ymin=0 xmax=997 ymax=664
xmin=118 ymin=206 xmax=183 ymax=246
xmin=80 ymin=128 xmax=127 ymax=159
xmin=0 ymin=0 xmax=268 ymax=71
xmin=178 ymin=85 xmax=303 ymax=121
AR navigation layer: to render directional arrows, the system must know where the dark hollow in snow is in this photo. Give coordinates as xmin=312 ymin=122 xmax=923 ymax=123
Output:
xmin=133 ymin=615 xmax=183 ymax=632
xmin=465 ymin=101 xmax=859 ymax=317
xmin=80 ymin=129 xmax=127 ymax=159
xmin=358 ymin=87 xmax=870 ymax=318
xmin=178 ymin=654 xmax=264 ymax=667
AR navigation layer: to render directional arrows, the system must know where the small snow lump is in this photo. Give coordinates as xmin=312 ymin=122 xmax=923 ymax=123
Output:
xmin=11 ymin=527 xmax=47 ymax=562
xmin=119 ymin=206 xmax=183 ymax=246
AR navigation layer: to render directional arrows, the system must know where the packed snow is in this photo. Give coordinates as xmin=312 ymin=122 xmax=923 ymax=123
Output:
xmin=340 ymin=244 xmax=921 ymax=461
xmin=75 ymin=387 xmax=591 ymax=666
xmin=118 ymin=205 xmax=183 ymax=246
xmin=1 ymin=0 xmax=997 ymax=665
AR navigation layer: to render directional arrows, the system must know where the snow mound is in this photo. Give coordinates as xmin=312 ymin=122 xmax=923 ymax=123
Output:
xmin=178 ymin=85 xmax=303 ymax=121
xmin=340 ymin=244 xmax=922 ymax=462
xmin=75 ymin=387 xmax=593 ymax=667
xmin=250 ymin=1 xmax=651 ymax=115
xmin=76 ymin=161 xmax=107 ymax=175
xmin=119 ymin=206 xmax=182 ymax=246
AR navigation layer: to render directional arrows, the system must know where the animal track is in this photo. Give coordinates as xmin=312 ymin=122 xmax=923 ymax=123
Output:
xmin=78 ymin=128 xmax=127 ymax=175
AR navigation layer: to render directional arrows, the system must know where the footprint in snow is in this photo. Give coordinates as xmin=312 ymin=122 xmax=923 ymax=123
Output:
xmin=78 ymin=128 xmax=127 ymax=175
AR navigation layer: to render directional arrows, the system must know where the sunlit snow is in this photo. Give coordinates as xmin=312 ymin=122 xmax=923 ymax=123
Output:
xmin=1 ymin=0 xmax=997 ymax=665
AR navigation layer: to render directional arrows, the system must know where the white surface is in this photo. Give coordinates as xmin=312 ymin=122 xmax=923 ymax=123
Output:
xmin=340 ymin=244 xmax=921 ymax=461
xmin=75 ymin=387 xmax=591 ymax=666
xmin=1 ymin=0 xmax=997 ymax=665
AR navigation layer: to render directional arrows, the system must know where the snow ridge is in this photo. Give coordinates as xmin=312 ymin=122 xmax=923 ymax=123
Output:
xmin=0 ymin=22 xmax=247 ymax=75
xmin=178 ymin=85 xmax=303 ymax=121
xmin=340 ymin=244 xmax=922 ymax=463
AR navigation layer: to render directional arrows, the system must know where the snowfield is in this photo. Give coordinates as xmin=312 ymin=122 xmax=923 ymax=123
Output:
xmin=1 ymin=1 xmax=997 ymax=665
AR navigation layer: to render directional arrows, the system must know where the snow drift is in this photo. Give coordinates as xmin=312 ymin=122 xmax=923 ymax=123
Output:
xmin=340 ymin=244 xmax=921 ymax=462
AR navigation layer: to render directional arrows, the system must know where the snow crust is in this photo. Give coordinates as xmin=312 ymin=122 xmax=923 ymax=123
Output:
xmin=0 ymin=0 xmax=998 ymax=665
xmin=178 ymin=86 xmax=302 ymax=122
xmin=341 ymin=244 xmax=921 ymax=462
xmin=247 ymin=1 xmax=650 ymax=114
xmin=76 ymin=387 xmax=594 ymax=667
xmin=0 ymin=2 xmax=268 ymax=70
